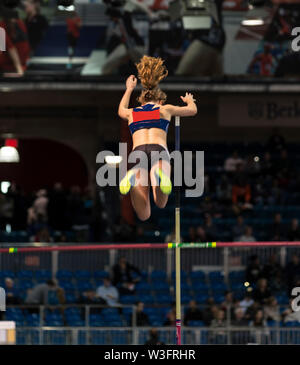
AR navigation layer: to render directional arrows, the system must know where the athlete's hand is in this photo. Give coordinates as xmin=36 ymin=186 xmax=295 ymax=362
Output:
xmin=180 ymin=92 xmax=196 ymax=104
xmin=126 ymin=75 xmax=137 ymax=91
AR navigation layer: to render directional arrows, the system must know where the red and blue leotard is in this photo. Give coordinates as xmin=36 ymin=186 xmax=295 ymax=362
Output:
xmin=129 ymin=103 xmax=170 ymax=135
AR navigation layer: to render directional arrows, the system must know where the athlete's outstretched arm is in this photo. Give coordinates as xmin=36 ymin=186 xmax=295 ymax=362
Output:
xmin=118 ymin=75 xmax=137 ymax=120
xmin=164 ymin=92 xmax=197 ymax=117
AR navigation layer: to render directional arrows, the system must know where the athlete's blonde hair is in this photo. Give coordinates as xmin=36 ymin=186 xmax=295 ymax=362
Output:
xmin=136 ymin=55 xmax=168 ymax=104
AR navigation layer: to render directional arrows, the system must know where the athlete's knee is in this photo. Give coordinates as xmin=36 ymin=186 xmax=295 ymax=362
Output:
xmin=154 ymin=197 xmax=168 ymax=209
xmin=136 ymin=209 xmax=151 ymax=221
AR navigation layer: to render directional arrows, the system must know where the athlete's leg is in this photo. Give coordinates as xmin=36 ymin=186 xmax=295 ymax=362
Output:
xmin=130 ymin=168 xmax=151 ymax=221
xmin=150 ymin=159 xmax=172 ymax=209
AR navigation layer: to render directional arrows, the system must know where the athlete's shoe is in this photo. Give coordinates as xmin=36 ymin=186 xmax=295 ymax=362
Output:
xmin=154 ymin=167 xmax=172 ymax=195
xmin=119 ymin=170 xmax=136 ymax=195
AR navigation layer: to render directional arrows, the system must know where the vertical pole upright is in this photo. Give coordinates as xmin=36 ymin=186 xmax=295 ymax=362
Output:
xmin=175 ymin=115 xmax=181 ymax=345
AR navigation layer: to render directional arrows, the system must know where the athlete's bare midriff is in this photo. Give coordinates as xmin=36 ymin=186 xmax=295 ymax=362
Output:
xmin=128 ymin=103 xmax=171 ymax=150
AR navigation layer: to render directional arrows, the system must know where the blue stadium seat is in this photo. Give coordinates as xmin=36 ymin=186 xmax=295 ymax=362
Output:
xmin=229 ymin=271 xmax=245 ymax=282
xmin=195 ymin=294 xmax=209 ymax=303
xmin=26 ymin=313 xmax=40 ymax=327
xmin=153 ymin=282 xmax=169 ymax=293
xmin=181 ymin=294 xmax=193 ymax=304
xmin=56 ymin=270 xmax=73 ymax=280
xmin=209 ymin=271 xmax=224 ymax=282
xmin=137 ymin=294 xmax=155 ymax=305
xmin=213 ymin=294 xmax=225 ymax=304
xmin=18 ymin=279 xmax=34 ymax=290
xmin=78 ymin=330 xmax=87 ymax=345
xmin=188 ymin=320 xmax=205 ymax=327
xmin=44 ymin=331 xmax=67 ymax=345
xmin=211 ymin=282 xmax=227 ymax=292
xmin=17 ymin=270 xmax=34 ymax=279
xmin=94 ymin=271 xmax=109 ymax=279
xmin=190 ymin=271 xmax=206 ymax=281
xmin=67 ymin=318 xmax=85 ymax=327
xmin=151 ymin=270 xmax=167 ymax=282
xmin=35 ymin=270 xmax=52 ymax=281
xmin=76 ymin=280 xmax=94 ymax=291
xmin=65 ymin=293 xmax=77 ymax=303
xmin=65 ymin=307 xmax=81 ymax=316
xmin=192 ymin=282 xmax=209 ymax=292
xmin=91 ymin=331 xmax=107 ymax=344
xmin=135 ymin=282 xmax=152 ymax=293
xmin=74 ymin=270 xmax=91 ymax=280
xmin=58 ymin=280 xmax=75 ymax=290
xmin=101 ymin=308 xmax=119 ymax=316
xmin=156 ymin=294 xmax=173 ymax=305
xmin=120 ymin=295 xmax=138 ymax=305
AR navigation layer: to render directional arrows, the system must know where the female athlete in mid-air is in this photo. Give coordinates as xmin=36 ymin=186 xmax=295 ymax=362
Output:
xmin=118 ymin=55 xmax=197 ymax=221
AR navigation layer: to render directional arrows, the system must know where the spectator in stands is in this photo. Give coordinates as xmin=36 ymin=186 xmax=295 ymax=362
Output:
xmin=232 ymin=163 xmax=252 ymax=211
xmin=262 ymin=253 xmax=283 ymax=285
xmin=232 ymin=215 xmax=246 ymax=241
xmin=66 ymin=11 xmax=82 ymax=70
xmin=8 ymin=183 xmax=27 ymax=231
xmin=252 ymin=278 xmax=272 ymax=305
xmin=244 ymin=154 xmax=261 ymax=177
xmin=224 ymin=151 xmax=244 ymax=173
xmin=266 ymin=128 xmax=286 ymax=153
xmin=202 ymin=300 xmax=219 ymax=326
xmin=0 ymin=10 xmax=30 ymax=76
xmin=287 ymin=218 xmax=300 ymax=241
xmin=32 ymin=189 xmax=48 ymax=223
xmin=96 ymin=277 xmax=119 ymax=307
xmin=238 ymin=226 xmax=256 ymax=242
xmin=195 ymin=226 xmax=207 ymax=242
xmin=231 ymin=307 xmax=248 ymax=326
xmin=101 ymin=0 xmax=146 ymax=75
xmin=144 ymin=328 xmax=165 ymax=345
xmin=282 ymin=299 xmax=300 ymax=323
xmin=186 ymin=226 xmax=197 ymax=242
xmin=24 ymin=0 xmax=48 ymax=53
xmin=203 ymin=213 xmax=218 ymax=241
xmin=33 ymin=227 xmax=53 ymax=243
xmin=285 ymin=254 xmax=300 ymax=294
xmin=131 ymin=301 xmax=149 ymax=326
xmin=270 ymin=213 xmax=286 ymax=241
xmin=216 ymin=174 xmax=232 ymax=204
xmin=249 ymin=309 xmax=269 ymax=344
xmin=260 ymin=151 xmax=274 ymax=177
xmin=165 ymin=227 xmax=183 ymax=243
xmin=66 ymin=186 xmax=85 ymax=229
xmin=276 ymin=149 xmax=292 ymax=176
xmin=263 ymin=296 xmax=280 ymax=322
xmin=245 ymin=255 xmax=262 ymax=285
xmin=135 ymin=226 xmax=146 ymax=243
xmin=25 ymin=279 xmax=61 ymax=305
xmin=244 ymin=301 xmax=261 ymax=322
xmin=175 ymin=0 xmax=225 ymax=77
xmin=0 ymin=192 xmax=14 ymax=229
xmin=78 ymin=289 xmax=105 ymax=305
xmin=48 ymin=183 xmax=67 ymax=231
xmin=184 ymin=300 xmax=203 ymax=325
xmin=164 ymin=303 xmax=176 ymax=326
xmin=221 ymin=291 xmax=235 ymax=318
xmin=238 ymin=293 xmax=254 ymax=315
xmin=209 ymin=309 xmax=227 ymax=344
xmin=231 ymin=307 xmax=250 ymax=344
xmin=112 ymin=257 xmax=141 ymax=295
xmin=4 ymin=278 xmax=21 ymax=305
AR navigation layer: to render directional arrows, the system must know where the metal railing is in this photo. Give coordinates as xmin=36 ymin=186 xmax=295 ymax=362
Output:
xmin=14 ymin=326 xmax=300 ymax=345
